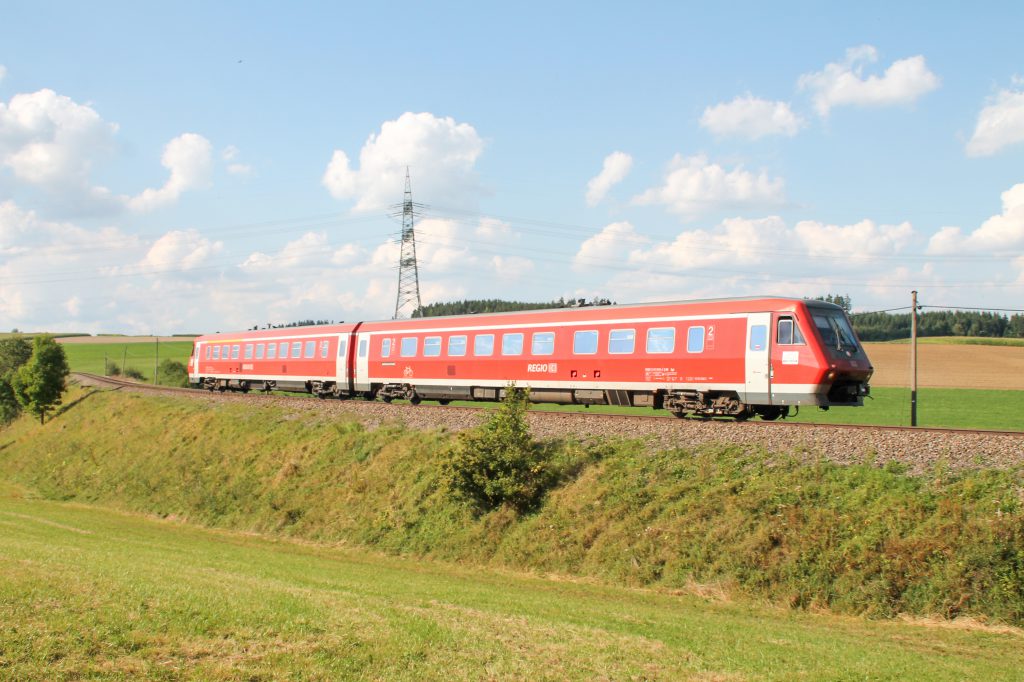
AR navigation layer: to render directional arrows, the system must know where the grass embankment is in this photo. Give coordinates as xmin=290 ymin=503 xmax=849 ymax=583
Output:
xmin=2 ymin=387 xmax=1022 ymax=630
xmin=5 ymin=490 xmax=1022 ymax=680
xmin=61 ymin=341 xmax=193 ymax=382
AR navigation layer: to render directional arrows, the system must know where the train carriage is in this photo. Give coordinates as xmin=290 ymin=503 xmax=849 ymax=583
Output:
xmin=187 ymin=297 xmax=872 ymax=420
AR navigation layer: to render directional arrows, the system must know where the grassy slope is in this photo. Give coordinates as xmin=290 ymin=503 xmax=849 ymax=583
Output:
xmin=2 ymin=387 xmax=1023 ymax=629
xmin=4 ymin=488 xmax=1021 ymax=681
xmin=62 ymin=341 xmax=193 ymax=381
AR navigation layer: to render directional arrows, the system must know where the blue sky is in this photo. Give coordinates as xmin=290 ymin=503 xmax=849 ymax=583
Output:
xmin=1 ymin=1 xmax=1023 ymax=333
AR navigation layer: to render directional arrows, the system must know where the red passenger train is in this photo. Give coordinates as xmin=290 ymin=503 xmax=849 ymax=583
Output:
xmin=187 ymin=297 xmax=872 ymax=420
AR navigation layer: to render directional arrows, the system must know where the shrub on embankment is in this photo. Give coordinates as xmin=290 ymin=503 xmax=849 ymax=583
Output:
xmin=1 ymin=387 xmax=1023 ymax=626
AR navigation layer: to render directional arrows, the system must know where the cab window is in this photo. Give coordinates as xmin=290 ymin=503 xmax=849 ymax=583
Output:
xmin=777 ymin=318 xmax=806 ymax=345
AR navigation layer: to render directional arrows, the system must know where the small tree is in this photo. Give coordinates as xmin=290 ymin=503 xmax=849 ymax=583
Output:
xmin=11 ymin=336 xmax=70 ymax=424
xmin=0 ymin=336 xmax=33 ymax=425
xmin=441 ymin=385 xmax=550 ymax=513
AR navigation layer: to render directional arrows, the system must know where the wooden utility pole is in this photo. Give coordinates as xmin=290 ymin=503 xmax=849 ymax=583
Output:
xmin=910 ymin=290 xmax=918 ymax=427
xmin=154 ymin=337 xmax=159 ymax=385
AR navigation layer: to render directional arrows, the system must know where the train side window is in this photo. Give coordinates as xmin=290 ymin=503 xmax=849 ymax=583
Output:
xmin=380 ymin=338 xmax=390 ymax=358
xmin=321 ymin=340 xmax=329 ymax=358
xmin=304 ymin=341 xmax=315 ymax=358
xmin=448 ymin=335 xmax=467 ymax=356
xmin=279 ymin=342 xmax=289 ymax=359
xmin=608 ymin=329 xmax=635 ymax=354
xmin=256 ymin=343 xmax=265 ymax=360
xmin=777 ymin=318 xmax=806 ymax=345
xmin=474 ymin=334 xmax=494 ymax=356
xmin=337 ymin=338 xmax=348 ymax=358
xmin=424 ymin=336 xmax=442 ymax=357
xmin=400 ymin=337 xmax=417 ymax=357
xmin=646 ymin=328 xmax=675 ymax=354
xmin=359 ymin=339 xmax=368 ymax=358
xmin=205 ymin=346 xmax=211 ymax=360
xmin=749 ymin=325 xmax=767 ymax=351
xmin=291 ymin=341 xmax=302 ymax=358
xmin=502 ymin=333 xmax=524 ymax=356
xmin=268 ymin=342 xmax=277 ymax=360
xmin=212 ymin=346 xmax=220 ymax=360
xmin=573 ymin=330 xmax=598 ymax=355
xmin=687 ymin=326 xmax=705 ymax=353
xmin=531 ymin=332 xmax=554 ymax=356
xmin=231 ymin=345 xmax=240 ymax=360
xmin=244 ymin=344 xmax=254 ymax=360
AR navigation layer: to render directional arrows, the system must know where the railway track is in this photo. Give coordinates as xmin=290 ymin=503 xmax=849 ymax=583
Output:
xmin=71 ymin=372 xmax=1023 ymax=438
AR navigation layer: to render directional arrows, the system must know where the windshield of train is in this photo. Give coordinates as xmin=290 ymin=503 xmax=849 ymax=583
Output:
xmin=812 ymin=313 xmax=859 ymax=353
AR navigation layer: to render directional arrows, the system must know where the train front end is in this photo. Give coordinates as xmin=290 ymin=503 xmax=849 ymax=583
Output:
xmin=806 ymin=302 xmax=872 ymax=406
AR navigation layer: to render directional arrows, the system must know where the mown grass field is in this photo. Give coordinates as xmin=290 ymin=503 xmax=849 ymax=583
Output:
xmin=59 ymin=341 xmax=193 ymax=382
xmin=2 ymin=486 xmax=1022 ymax=681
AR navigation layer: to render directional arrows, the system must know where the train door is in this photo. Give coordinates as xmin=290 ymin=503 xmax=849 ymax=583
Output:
xmin=353 ymin=332 xmax=371 ymax=392
xmin=335 ymin=334 xmax=349 ymax=388
xmin=745 ymin=313 xmax=771 ymax=404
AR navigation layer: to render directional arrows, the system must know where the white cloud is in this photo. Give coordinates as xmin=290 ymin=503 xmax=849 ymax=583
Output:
xmin=628 ymin=216 xmax=789 ymax=270
xmin=927 ymin=183 xmax=1024 ymax=254
xmin=794 ymin=219 xmax=914 ymax=259
xmin=222 ymin=144 xmax=252 ymax=175
xmin=141 ymin=229 xmax=223 ymax=272
xmin=490 ymin=255 xmax=534 ymax=279
xmin=798 ymin=45 xmax=940 ymax=116
xmin=0 ymin=88 xmax=118 ymax=190
xmin=128 ymin=133 xmax=213 ymax=211
xmin=633 ymin=154 xmax=785 ymax=219
xmin=966 ymin=84 xmax=1024 ymax=157
xmin=585 ymin=151 xmax=633 ymax=206
xmin=700 ymin=96 xmax=803 ymax=139
xmin=474 ymin=217 xmax=513 ymax=239
xmin=574 ymin=221 xmax=648 ymax=270
xmin=322 ymin=112 xmax=484 ymax=211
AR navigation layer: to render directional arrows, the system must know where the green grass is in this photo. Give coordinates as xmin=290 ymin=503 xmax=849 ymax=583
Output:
xmin=2 ymin=487 xmax=1022 ymax=680
xmin=786 ymin=386 xmax=1024 ymax=431
xmin=3 ymin=387 xmax=1024 ymax=629
xmin=61 ymin=341 xmax=193 ymax=381
xmin=877 ymin=336 xmax=1024 ymax=346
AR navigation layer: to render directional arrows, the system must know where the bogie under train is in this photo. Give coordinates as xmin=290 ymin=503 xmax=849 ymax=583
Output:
xmin=187 ymin=297 xmax=872 ymax=420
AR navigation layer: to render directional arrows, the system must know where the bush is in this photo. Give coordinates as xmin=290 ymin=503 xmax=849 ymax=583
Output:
xmin=441 ymin=386 xmax=551 ymax=514
xmin=123 ymin=367 xmax=146 ymax=381
xmin=157 ymin=359 xmax=188 ymax=387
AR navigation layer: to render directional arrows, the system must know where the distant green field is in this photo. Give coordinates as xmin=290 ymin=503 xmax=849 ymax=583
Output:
xmin=2 ymin=489 xmax=1021 ymax=681
xmin=62 ymin=341 xmax=193 ymax=381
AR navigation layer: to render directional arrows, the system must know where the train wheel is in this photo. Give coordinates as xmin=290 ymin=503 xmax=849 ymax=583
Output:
xmin=671 ymin=410 xmax=687 ymax=419
xmin=438 ymin=399 xmax=451 ymax=405
xmin=758 ymin=407 xmax=784 ymax=421
xmin=409 ymin=394 xmax=422 ymax=405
